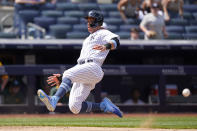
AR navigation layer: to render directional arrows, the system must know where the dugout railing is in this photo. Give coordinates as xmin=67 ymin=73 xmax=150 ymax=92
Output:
xmin=0 ymin=64 xmax=197 ymax=113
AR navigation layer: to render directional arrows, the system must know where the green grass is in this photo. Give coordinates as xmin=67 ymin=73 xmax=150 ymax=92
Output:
xmin=0 ymin=115 xmax=196 ymax=129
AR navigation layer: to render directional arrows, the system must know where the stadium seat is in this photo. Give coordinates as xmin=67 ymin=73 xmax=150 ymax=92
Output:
xmin=119 ymin=25 xmax=139 ymax=32
xmin=107 ymin=25 xmax=119 ymax=32
xmin=183 ymin=5 xmax=197 ymax=13
xmin=183 ymin=33 xmax=197 ymax=40
xmin=193 ymin=12 xmax=197 ymax=20
xmin=108 ymin=11 xmax=121 ymax=18
xmin=183 ymin=0 xmax=193 ymax=4
xmin=65 ymin=11 xmax=85 ymax=18
xmin=78 ymin=3 xmax=99 ymax=11
xmin=41 ymin=3 xmax=56 ymax=11
xmin=185 ymin=26 xmax=197 ymax=33
xmin=169 ymin=18 xmax=188 ymax=26
xmin=127 ymin=19 xmax=139 ymax=25
xmin=80 ymin=17 xmax=86 ymax=24
xmin=166 ymin=33 xmax=183 ymax=40
xmin=66 ymin=31 xmax=89 ymax=39
xmin=71 ymin=0 xmax=97 ymax=3
xmin=139 ymin=32 xmax=144 ymax=39
xmin=41 ymin=10 xmax=63 ymax=18
xmin=0 ymin=32 xmax=18 ymax=38
xmin=15 ymin=3 xmax=40 ymax=11
xmin=57 ymin=17 xmax=79 ymax=24
xmin=115 ymin=32 xmax=130 ymax=39
xmin=19 ymin=10 xmax=40 ymax=23
xmin=101 ymin=11 xmax=108 ymax=17
xmin=73 ymin=25 xmax=87 ymax=32
xmin=166 ymin=26 xmax=185 ymax=34
xmin=18 ymin=10 xmax=40 ymax=38
xmin=56 ymin=3 xmax=79 ymax=11
xmin=49 ymin=24 xmax=72 ymax=39
xmin=104 ymin=18 xmax=123 ymax=25
xmin=190 ymin=20 xmax=197 ymax=25
xmin=99 ymin=4 xmax=118 ymax=11
xmin=183 ymin=12 xmax=194 ymax=20
xmin=34 ymin=17 xmax=56 ymax=31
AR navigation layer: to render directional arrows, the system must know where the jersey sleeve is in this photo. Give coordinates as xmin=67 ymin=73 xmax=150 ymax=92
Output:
xmin=140 ymin=14 xmax=149 ymax=27
xmin=102 ymin=30 xmax=120 ymax=44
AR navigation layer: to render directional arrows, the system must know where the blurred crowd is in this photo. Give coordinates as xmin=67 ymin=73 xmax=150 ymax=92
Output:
xmin=0 ymin=0 xmax=196 ymax=40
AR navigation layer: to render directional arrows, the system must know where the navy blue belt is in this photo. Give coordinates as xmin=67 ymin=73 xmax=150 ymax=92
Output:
xmin=79 ymin=59 xmax=93 ymax=65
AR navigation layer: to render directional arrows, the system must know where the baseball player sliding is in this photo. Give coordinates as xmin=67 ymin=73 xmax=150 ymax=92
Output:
xmin=37 ymin=10 xmax=123 ymax=118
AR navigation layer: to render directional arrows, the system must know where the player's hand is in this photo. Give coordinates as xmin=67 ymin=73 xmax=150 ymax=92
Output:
xmin=93 ymin=45 xmax=106 ymax=51
xmin=47 ymin=74 xmax=61 ymax=87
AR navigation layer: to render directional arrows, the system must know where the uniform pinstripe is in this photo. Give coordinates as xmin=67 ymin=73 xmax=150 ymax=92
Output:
xmin=63 ymin=29 xmax=119 ymax=114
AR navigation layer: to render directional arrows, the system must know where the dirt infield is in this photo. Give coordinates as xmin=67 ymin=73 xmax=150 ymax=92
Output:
xmin=0 ymin=126 xmax=196 ymax=131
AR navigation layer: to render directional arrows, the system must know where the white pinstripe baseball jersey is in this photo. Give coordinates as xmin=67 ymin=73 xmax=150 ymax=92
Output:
xmin=62 ymin=28 xmax=119 ymax=114
xmin=78 ymin=29 xmax=119 ymax=66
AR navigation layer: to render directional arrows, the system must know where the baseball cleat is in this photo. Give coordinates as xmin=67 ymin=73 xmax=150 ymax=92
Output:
xmin=101 ymin=97 xmax=123 ymax=118
xmin=37 ymin=89 xmax=57 ymax=112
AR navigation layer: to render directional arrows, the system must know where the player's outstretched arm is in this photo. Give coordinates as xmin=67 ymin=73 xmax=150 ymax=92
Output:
xmin=93 ymin=37 xmax=120 ymax=51
xmin=47 ymin=74 xmax=61 ymax=87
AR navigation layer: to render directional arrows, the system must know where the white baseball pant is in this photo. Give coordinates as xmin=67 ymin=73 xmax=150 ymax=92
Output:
xmin=62 ymin=62 xmax=104 ymax=114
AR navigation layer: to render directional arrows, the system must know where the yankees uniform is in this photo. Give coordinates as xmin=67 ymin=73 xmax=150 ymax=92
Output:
xmin=37 ymin=10 xmax=123 ymax=118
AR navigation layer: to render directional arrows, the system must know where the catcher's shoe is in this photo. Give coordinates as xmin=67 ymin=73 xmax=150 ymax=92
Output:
xmin=37 ymin=89 xmax=57 ymax=112
xmin=100 ymin=97 xmax=123 ymax=118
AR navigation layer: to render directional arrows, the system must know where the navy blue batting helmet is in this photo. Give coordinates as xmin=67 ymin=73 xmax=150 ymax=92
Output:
xmin=85 ymin=10 xmax=104 ymax=28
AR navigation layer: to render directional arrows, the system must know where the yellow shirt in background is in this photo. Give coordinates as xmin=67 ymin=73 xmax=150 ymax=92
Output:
xmin=0 ymin=62 xmax=8 ymax=80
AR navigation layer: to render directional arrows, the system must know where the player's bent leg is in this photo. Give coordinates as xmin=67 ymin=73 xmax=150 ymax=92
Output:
xmin=69 ymin=100 xmax=101 ymax=114
xmin=100 ymin=97 xmax=123 ymax=118
xmin=79 ymin=98 xmax=123 ymax=118
xmin=69 ymin=102 xmax=81 ymax=114
xmin=63 ymin=63 xmax=104 ymax=84
xmin=68 ymin=83 xmax=93 ymax=114
xmin=37 ymin=89 xmax=58 ymax=112
xmin=54 ymin=77 xmax=72 ymax=99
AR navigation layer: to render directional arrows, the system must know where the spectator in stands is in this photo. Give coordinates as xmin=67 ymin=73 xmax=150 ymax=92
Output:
xmin=162 ymin=0 xmax=184 ymax=21
xmin=0 ymin=61 xmax=9 ymax=92
xmin=141 ymin=0 xmax=161 ymax=13
xmin=140 ymin=0 xmax=163 ymax=19
xmin=14 ymin=0 xmax=56 ymax=37
xmin=117 ymin=0 xmax=141 ymax=23
xmin=123 ymin=88 xmax=145 ymax=105
xmin=4 ymin=78 xmax=26 ymax=104
xmin=130 ymin=28 xmax=140 ymax=40
xmin=140 ymin=3 xmax=168 ymax=40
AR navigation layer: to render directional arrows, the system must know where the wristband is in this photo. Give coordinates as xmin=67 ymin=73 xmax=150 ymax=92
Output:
xmin=110 ymin=39 xmax=117 ymax=49
xmin=104 ymin=43 xmax=111 ymax=50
